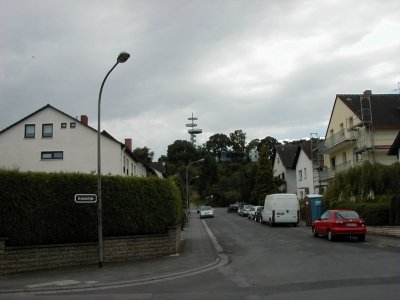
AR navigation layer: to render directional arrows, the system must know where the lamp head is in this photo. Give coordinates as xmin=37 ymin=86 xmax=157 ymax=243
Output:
xmin=117 ymin=52 xmax=130 ymax=63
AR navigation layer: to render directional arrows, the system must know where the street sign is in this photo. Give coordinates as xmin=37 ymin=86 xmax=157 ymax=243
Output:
xmin=74 ymin=194 xmax=97 ymax=204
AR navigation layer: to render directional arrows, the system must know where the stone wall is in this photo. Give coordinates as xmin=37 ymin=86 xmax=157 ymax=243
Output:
xmin=0 ymin=226 xmax=181 ymax=275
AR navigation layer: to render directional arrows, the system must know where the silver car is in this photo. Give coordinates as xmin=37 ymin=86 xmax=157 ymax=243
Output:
xmin=199 ymin=206 xmax=214 ymax=218
xmin=238 ymin=204 xmax=254 ymax=217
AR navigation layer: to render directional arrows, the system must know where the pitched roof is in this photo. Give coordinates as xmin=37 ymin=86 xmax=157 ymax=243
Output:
xmin=298 ymin=140 xmax=312 ymax=160
xmin=0 ymin=104 xmax=77 ymax=134
xmin=336 ymin=93 xmax=400 ymax=128
xmin=0 ymin=104 xmax=153 ymax=171
xmin=275 ymin=144 xmax=298 ymax=169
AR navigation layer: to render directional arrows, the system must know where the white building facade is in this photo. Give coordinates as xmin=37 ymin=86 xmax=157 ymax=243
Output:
xmin=0 ymin=104 xmax=148 ymax=177
xmin=295 ymin=147 xmax=314 ymax=199
xmin=273 ymin=145 xmax=298 ymax=195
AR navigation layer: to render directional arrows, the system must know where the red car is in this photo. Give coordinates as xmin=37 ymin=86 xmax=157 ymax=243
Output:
xmin=312 ymin=209 xmax=366 ymax=242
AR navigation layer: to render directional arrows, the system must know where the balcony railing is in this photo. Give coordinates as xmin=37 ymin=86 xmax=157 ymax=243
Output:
xmin=322 ymin=129 xmax=356 ymax=153
xmin=323 ymin=160 xmax=354 ymax=180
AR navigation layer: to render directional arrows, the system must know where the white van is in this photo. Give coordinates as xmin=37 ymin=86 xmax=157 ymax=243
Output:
xmin=261 ymin=193 xmax=299 ymax=226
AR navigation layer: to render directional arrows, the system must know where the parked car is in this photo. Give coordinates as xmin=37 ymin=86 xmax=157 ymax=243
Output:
xmin=248 ymin=206 xmax=262 ymax=220
xmin=197 ymin=205 xmax=206 ymax=213
xmin=238 ymin=204 xmax=254 ymax=217
xmin=227 ymin=202 xmax=239 ymax=213
xmin=312 ymin=209 xmax=366 ymax=242
xmin=199 ymin=206 xmax=214 ymax=218
xmin=254 ymin=206 xmax=263 ymax=222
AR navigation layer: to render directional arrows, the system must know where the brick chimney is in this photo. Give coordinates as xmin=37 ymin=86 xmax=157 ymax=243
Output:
xmin=363 ymin=90 xmax=372 ymax=96
xmin=80 ymin=115 xmax=88 ymax=125
xmin=125 ymin=138 xmax=132 ymax=152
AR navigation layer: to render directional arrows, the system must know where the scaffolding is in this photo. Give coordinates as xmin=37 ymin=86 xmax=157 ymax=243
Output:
xmin=351 ymin=91 xmax=375 ymax=163
xmin=310 ymin=133 xmax=326 ymax=194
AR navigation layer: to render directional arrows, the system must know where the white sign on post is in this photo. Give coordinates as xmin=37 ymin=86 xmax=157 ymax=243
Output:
xmin=74 ymin=194 xmax=97 ymax=204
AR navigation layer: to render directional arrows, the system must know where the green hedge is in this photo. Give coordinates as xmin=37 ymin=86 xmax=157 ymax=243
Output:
xmin=331 ymin=201 xmax=390 ymax=226
xmin=324 ymin=162 xmax=400 ymax=225
xmin=0 ymin=170 xmax=182 ymax=246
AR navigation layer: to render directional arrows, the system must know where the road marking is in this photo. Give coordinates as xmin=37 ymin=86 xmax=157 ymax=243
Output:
xmin=27 ymin=280 xmax=82 ymax=288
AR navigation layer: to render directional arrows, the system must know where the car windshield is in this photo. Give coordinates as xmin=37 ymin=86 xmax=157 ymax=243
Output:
xmin=244 ymin=205 xmax=253 ymax=209
xmin=201 ymin=206 xmax=212 ymax=211
xmin=336 ymin=211 xmax=360 ymax=220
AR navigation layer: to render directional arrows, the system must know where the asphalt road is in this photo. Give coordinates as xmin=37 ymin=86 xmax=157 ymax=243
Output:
xmin=12 ymin=207 xmax=400 ymax=299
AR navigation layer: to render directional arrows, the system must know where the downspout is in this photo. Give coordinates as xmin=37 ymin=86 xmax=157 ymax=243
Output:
xmin=121 ymin=146 xmax=126 ymax=176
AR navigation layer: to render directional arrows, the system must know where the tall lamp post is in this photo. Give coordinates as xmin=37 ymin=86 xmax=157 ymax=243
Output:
xmin=97 ymin=52 xmax=130 ymax=268
xmin=188 ymin=175 xmax=200 ymax=210
xmin=185 ymin=158 xmax=204 ymax=218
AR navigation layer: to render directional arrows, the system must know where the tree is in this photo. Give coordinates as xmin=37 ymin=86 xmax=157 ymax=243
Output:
xmin=132 ymin=147 xmax=154 ymax=164
xmin=165 ymin=140 xmax=198 ymax=177
xmin=205 ymin=133 xmax=231 ymax=162
xmin=251 ymin=145 xmax=278 ymax=204
xmin=259 ymin=136 xmax=280 ymax=162
xmin=167 ymin=140 xmax=198 ymax=165
xmin=230 ymin=130 xmax=246 ymax=163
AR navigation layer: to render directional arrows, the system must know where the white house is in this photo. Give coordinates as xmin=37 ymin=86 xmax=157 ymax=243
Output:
xmin=295 ymin=143 xmax=314 ymax=199
xmin=248 ymin=148 xmax=259 ymax=162
xmin=0 ymin=104 xmax=152 ymax=177
xmin=273 ymin=144 xmax=298 ymax=194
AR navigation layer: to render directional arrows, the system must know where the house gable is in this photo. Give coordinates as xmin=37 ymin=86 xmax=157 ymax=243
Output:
xmin=324 ymin=96 xmax=361 ymax=139
xmin=274 ymin=145 xmax=298 ymax=170
xmin=0 ymin=104 xmax=148 ymax=176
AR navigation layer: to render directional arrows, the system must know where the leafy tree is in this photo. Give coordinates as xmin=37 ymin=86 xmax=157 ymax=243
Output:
xmin=132 ymin=147 xmax=154 ymax=164
xmin=230 ymin=129 xmax=246 ymax=163
xmin=205 ymin=133 xmax=231 ymax=162
xmin=251 ymin=145 xmax=278 ymax=204
xmin=240 ymin=162 xmax=258 ymax=203
xmin=165 ymin=140 xmax=198 ymax=177
xmin=259 ymin=136 xmax=280 ymax=162
xmin=198 ymin=154 xmax=219 ymax=196
xmin=167 ymin=140 xmax=198 ymax=165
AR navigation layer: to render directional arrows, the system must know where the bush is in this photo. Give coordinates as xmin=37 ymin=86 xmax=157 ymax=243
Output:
xmin=323 ymin=162 xmax=400 ymax=225
xmin=330 ymin=201 xmax=390 ymax=226
xmin=0 ymin=170 xmax=182 ymax=246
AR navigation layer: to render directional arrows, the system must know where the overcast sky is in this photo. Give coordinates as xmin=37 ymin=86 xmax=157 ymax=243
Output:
xmin=1 ymin=0 xmax=399 ymax=159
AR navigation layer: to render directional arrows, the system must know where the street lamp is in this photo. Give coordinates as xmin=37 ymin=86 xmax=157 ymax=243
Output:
xmin=97 ymin=51 xmax=130 ymax=268
xmin=185 ymin=158 xmax=205 ymax=219
xmin=188 ymin=175 xmax=199 ymax=212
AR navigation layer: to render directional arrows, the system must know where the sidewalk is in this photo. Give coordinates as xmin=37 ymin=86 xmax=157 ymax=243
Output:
xmin=366 ymin=225 xmax=400 ymax=237
xmin=0 ymin=211 xmax=226 ymax=295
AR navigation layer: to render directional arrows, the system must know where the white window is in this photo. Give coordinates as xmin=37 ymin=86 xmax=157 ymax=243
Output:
xmin=24 ymin=124 xmax=35 ymax=138
xmin=298 ymin=170 xmax=302 ymax=180
xmin=42 ymin=124 xmax=53 ymax=138
xmin=304 ymin=168 xmax=307 ymax=179
xmin=41 ymin=151 xmax=63 ymax=160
